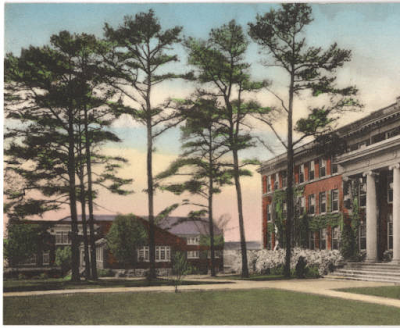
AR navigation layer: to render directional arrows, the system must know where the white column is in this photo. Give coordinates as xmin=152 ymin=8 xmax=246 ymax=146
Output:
xmin=390 ymin=164 xmax=400 ymax=264
xmin=364 ymin=171 xmax=378 ymax=262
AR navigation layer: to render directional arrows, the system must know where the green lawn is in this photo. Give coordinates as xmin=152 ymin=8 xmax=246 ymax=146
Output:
xmin=338 ymin=286 xmax=400 ymax=300
xmin=3 ymin=278 xmax=229 ymax=293
xmin=4 ymin=289 xmax=400 ymax=325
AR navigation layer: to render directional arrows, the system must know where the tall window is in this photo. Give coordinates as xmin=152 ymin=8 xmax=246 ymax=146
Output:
xmin=55 ymin=231 xmax=71 ymax=245
xmin=331 ymin=156 xmax=338 ymax=174
xmin=320 ymin=158 xmax=326 ymax=177
xmin=332 ymin=227 xmax=340 ymax=250
xmin=299 ymin=164 xmax=305 ymax=183
xmin=309 ymin=161 xmax=315 ymax=180
xmin=299 ymin=196 xmax=305 ymax=215
xmin=308 ymin=194 xmax=315 ymax=215
xmin=331 ymin=189 xmax=339 ymax=212
xmin=359 ymin=224 xmax=366 ymax=250
xmin=96 ymin=247 xmax=103 ymax=262
xmin=319 ymin=192 xmax=327 ymax=214
xmin=388 ymin=214 xmax=393 ymax=250
xmin=320 ymin=228 xmax=327 ymax=250
xmin=388 ymin=175 xmax=393 ymax=204
xmin=267 ymin=176 xmax=271 ymax=192
xmin=309 ymin=231 xmax=315 ymax=250
xmin=274 ymin=172 xmax=279 ymax=190
xmin=359 ymin=177 xmax=367 ymax=207
xmin=267 ymin=204 xmax=272 ymax=222
xmin=282 ymin=171 xmax=287 ymax=188
xmin=138 ymin=246 xmax=149 ymax=261
xmin=42 ymin=252 xmax=50 ymax=265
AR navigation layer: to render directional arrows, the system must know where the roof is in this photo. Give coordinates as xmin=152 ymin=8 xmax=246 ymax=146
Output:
xmin=157 ymin=216 xmax=223 ymax=236
xmin=259 ymin=97 xmax=400 ymax=172
xmin=58 ymin=214 xmax=222 ymax=236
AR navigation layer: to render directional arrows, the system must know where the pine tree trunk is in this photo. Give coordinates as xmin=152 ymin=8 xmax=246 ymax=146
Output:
xmin=67 ymin=110 xmax=80 ymax=282
xmin=84 ymin=107 xmax=97 ymax=280
xmin=147 ymin=119 xmax=156 ymax=280
xmin=208 ymin=143 xmax=216 ymax=276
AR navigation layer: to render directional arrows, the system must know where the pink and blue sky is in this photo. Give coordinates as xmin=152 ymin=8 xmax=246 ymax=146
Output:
xmin=4 ymin=2 xmax=400 ymax=241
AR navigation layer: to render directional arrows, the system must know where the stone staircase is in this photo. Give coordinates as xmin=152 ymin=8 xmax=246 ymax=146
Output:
xmin=328 ymin=262 xmax=400 ymax=284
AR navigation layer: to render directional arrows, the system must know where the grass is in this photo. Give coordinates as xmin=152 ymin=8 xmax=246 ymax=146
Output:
xmin=3 ymin=277 xmax=229 ymax=293
xmin=4 ymin=289 xmax=400 ymax=325
xmin=338 ymin=286 xmax=400 ymax=300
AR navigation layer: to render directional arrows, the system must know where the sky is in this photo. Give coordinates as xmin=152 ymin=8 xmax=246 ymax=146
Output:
xmin=3 ymin=2 xmax=400 ymax=242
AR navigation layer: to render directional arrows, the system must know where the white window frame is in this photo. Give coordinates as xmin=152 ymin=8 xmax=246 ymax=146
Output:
xmin=331 ymin=189 xmax=339 ymax=212
xmin=332 ymin=227 xmax=340 ymax=250
xmin=309 ymin=161 xmax=315 ymax=181
xmin=155 ymin=246 xmax=171 ymax=262
xmin=137 ymin=246 xmax=150 ymax=262
xmin=187 ymin=250 xmax=200 ymax=259
xmin=319 ymin=191 xmax=327 ymax=214
xmin=267 ymin=175 xmax=271 ymax=192
xmin=267 ymin=204 xmax=272 ymax=222
xmin=274 ymin=172 xmax=279 ymax=190
xmin=308 ymin=194 xmax=315 ymax=215
xmin=320 ymin=158 xmax=326 ymax=177
xmin=388 ymin=175 xmax=393 ymax=204
xmin=320 ymin=228 xmax=327 ymax=250
xmin=299 ymin=196 xmax=305 ymax=215
xmin=42 ymin=251 xmax=50 ymax=266
xmin=55 ymin=231 xmax=71 ymax=245
xmin=387 ymin=214 xmax=393 ymax=250
xmin=299 ymin=164 xmax=305 ymax=183
xmin=359 ymin=177 xmax=367 ymax=208
xmin=309 ymin=231 xmax=315 ymax=250
xmin=96 ymin=247 xmax=103 ymax=262
xmin=187 ymin=236 xmax=200 ymax=245
xmin=359 ymin=223 xmax=366 ymax=250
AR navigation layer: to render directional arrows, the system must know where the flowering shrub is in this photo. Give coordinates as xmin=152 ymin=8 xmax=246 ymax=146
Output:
xmin=228 ymin=248 xmax=343 ymax=276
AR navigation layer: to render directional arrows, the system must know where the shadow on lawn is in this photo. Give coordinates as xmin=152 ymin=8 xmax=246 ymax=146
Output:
xmin=3 ymin=278 xmax=232 ymax=293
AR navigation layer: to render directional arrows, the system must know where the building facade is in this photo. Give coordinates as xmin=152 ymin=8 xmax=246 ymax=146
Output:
xmin=260 ymin=96 xmax=400 ymax=264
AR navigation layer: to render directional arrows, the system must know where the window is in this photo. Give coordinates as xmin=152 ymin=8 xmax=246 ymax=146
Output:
xmin=386 ymin=126 xmax=400 ymax=139
xmin=267 ymin=204 xmax=272 ymax=222
xmin=267 ymin=176 xmax=271 ymax=192
xmin=55 ymin=231 xmax=71 ymax=245
xmin=308 ymin=194 xmax=315 ymax=215
xmin=21 ymin=254 xmax=37 ymax=266
xmin=332 ymin=227 xmax=340 ymax=250
xmin=96 ymin=247 xmax=103 ymax=262
xmin=187 ymin=250 xmax=199 ymax=259
xmin=359 ymin=224 xmax=366 ymax=250
xmin=320 ymin=228 xmax=327 ymax=250
xmin=331 ymin=189 xmax=339 ymax=212
xmin=319 ymin=192 xmax=327 ymax=214
xmin=388 ymin=175 xmax=393 ymax=204
xmin=359 ymin=177 xmax=367 ymax=207
xmin=282 ymin=171 xmax=287 ymax=188
xmin=137 ymin=246 xmax=149 ymax=261
xmin=155 ymin=246 xmax=171 ymax=262
xmin=43 ymin=252 xmax=50 ymax=265
xmin=331 ymin=157 xmax=338 ymax=174
xmin=319 ymin=158 xmax=326 ymax=177
xmin=274 ymin=173 xmax=279 ymax=190
xmin=299 ymin=164 xmax=305 ymax=183
xmin=309 ymin=161 xmax=315 ymax=180
xmin=388 ymin=214 xmax=393 ymax=250
xmin=309 ymin=231 xmax=315 ymax=250
xmin=299 ymin=196 xmax=305 ymax=215
xmin=187 ymin=236 xmax=200 ymax=245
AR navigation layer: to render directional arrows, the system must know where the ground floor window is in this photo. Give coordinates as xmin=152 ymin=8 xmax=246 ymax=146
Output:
xmin=42 ymin=252 xmax=50 ymax=265
xmin=388 ymin=214 xmax=393 ymax=250
xmin=320 ymin=228 xmax=327 ymax=250
xmin=137 ymin=246 xmax=149 ymax=261
xmin=155 ymin=246 xmax=171 ymax=262
xmin=359 ymin=223 xmax=366 ymax=250
xmin=96 ymin=247 xmax=103 ymax=262
xmin=55 ymin=231 xmax=71 ymax=245
xmin=332 ymin=227 xmax=340 ymax=250
xmin=21 ymin=254 xmax=37 ymax=266
xmin=187 ymin=250 xmax=199 ymax=259
xmin=309 ymin=231 xmax=315 ymax=250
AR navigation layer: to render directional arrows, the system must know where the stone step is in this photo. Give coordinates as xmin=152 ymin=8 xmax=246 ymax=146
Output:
xmin=345 ymin=263 xmax=400 ymax=269
xmin=334 ymin=270 xmax=400 ymax=279
xmin=328 ymin=273 xmax=400 ymax=284
xmin=336 ymin=268 xmax=400 ymax=276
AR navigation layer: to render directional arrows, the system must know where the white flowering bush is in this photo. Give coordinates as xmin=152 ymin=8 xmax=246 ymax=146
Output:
xmin=228 ymin=248 xmax=343 ymax=276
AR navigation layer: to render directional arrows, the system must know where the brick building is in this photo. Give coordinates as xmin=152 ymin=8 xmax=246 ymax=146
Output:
xmin=260 ymin=96 xmax=400 ymax=264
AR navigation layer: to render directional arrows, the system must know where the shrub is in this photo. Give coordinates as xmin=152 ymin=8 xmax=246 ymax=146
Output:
xmin=18 ymin=273 xmax=27 ymax=280
xmin=98 ymin=269 xmax=114 ymax=277
xmin=340 ymin=224 xmax=356 ymax=259
xmin=39 ymin=272 xmax=48 ymax=280
xmin=55 ymin=247 xmax=72 ymax=272
xmin=305 ymin=265 xmax=320 ymax=278
xmin=295 ymin=256 xmax=307 ymax=278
